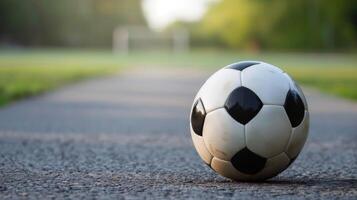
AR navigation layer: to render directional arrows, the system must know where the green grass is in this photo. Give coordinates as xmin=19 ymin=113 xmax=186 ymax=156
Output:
xmin=0 ymin=49 xmax=120 ymax=106
xmin=0 ymin=49 xmax=356 ymax=105
xmin=286 ymin=67 xmax=357 ymax=100
xmin=115 ymin=50 xmax=357 ymax=100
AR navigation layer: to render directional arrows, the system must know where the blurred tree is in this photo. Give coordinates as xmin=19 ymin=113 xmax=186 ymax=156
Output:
xmin=0 ymin=0 xmax=146 ymax=47
xmin=195 ymin=0 xmax=357 ymax=50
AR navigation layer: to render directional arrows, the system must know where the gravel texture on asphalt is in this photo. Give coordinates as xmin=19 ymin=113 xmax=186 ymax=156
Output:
xmin=0 ymin=68 xmax=356 ymax=199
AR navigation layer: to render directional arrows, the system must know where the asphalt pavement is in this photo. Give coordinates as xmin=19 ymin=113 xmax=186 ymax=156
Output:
xmin=0 ymin=67 xmax=356 ymax=199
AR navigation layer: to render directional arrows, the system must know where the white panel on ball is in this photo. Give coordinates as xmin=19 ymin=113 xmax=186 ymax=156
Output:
xmin=198 ymin=69 xmax=241 ymax=112
xmin=254 ymin=153 xmax=290 ymax=180
xmin=202 ymin=108 xmax=245 ymax=161
xmin=191 ymin=126 xmax=213 ymax=165
xmin=210 ymin=157 xmax=252 ymax=181
xmin=242 ymin=63 xmax=290 ymax=105
xmin=286 ymin=111 xmax=310 ymax=159
xmin=259 ymin=62 xmax=284 ymax=73
xmin=246 ymin=105 xmax=292 ymax=158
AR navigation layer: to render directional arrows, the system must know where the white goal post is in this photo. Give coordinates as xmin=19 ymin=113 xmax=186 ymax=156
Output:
xmin=113 ymin=26 xmax=190 ymax=54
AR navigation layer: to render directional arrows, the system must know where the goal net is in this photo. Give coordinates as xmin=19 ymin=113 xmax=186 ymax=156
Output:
xmin=113 ymin=26 xmax=190 ymax=54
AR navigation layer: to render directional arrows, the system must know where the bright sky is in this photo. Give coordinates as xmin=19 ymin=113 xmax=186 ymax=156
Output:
xmin=142 ymin=0 xmax=215 ymax=30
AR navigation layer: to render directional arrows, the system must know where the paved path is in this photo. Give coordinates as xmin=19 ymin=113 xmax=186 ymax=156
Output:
xmin=0 ymin=68 xmax=356 ymax=199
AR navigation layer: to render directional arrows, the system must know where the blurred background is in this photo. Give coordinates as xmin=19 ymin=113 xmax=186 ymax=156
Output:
xmin=0 ymin=0 xmax=356 ymax=105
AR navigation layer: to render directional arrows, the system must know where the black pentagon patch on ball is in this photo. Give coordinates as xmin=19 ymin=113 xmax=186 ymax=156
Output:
xmin=284 ymin=89 xmax=305 ymax=127
xmin=231 ymin=148 xmax=267 ymax=174
xmin=224 ymin=87 xmax=263 ymax=125
xmin=191 ymin=98 xmax=206 ymax=136
xmin=226 ymin=61 xmax=260 ymax=71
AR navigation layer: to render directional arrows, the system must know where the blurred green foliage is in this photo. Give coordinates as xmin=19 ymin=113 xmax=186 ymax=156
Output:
xmin=190 ymin=0 xmax=357 ymax=50
xmin=0 ymin=0 xmax=145 ymax=47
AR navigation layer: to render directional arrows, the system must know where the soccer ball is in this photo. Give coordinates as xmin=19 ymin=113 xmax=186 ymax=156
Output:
xmin=190 ymin=61 xmax=309 ymax=181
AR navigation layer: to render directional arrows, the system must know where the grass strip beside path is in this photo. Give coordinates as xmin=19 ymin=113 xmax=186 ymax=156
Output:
xmin=1 ymin=49 xmax=356 ymax=104
xmin=0 ymin=50 xmax=119 ymax=106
